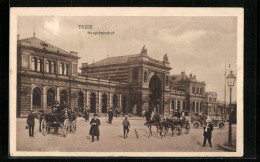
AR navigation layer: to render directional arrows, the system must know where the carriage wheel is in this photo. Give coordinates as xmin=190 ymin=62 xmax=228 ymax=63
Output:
xmin=63 ymin=119 xmax=68 ymax=137
xmin=185 ymin=123 xmax=190 ymax=134
xmin=218 ymin=122 xmax=225 ymax=129
xmin=193 ymin=121 xmax=200 ymax=129
xmin=41 ymin=119 xmax=47 ymax=136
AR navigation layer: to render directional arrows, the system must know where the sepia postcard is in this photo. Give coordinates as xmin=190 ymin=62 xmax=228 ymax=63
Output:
xmin=9 ymin=7 xmax=244 ymax=157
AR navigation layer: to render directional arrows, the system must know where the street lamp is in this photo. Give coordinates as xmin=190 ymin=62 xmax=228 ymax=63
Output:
xmin=226 ymin=70 xmax=236 ymax=146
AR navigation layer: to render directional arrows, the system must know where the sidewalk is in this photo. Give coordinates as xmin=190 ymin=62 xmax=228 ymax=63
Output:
xmin=218 ymin=140 xmax=236 ymax=152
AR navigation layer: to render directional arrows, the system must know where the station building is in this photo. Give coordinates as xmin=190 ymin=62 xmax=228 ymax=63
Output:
xmin=17 ymin=35 xmax=212 ymax=117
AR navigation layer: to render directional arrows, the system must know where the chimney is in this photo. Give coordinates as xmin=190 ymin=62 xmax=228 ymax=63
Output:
xmin=17 ymin=34 xmax=20 ymax=41
xmin=194 ymin=75 xmax=196 ymax=79
xmin=181 ymin=72 xmax=185 ymax=80
xmin=190 ymin=74 xmax=192 ymax=78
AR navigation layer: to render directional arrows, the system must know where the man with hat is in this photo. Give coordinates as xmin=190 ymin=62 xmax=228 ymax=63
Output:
xmin=122 ymin=115 xmax=130 ymax=138
xmin=27 ymin=110 xmax=37 ymax=137
xmin=202 ymin=118 xmax=214 ymax=147
xmin=108 ymin=109 xmax=113 ymax=124
xmin=89 ymin=113 xmax=101 ymax=142
xmin=52 ymin=101 xmax=60 ymax=114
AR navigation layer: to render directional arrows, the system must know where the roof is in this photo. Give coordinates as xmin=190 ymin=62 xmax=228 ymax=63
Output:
xmin=18 ymin=37 xmax=71 ymax=55
xmin=170 ymin=72 xmax=205 ymax=84
xmin=90 ymin=54 xmax=140 ymax=66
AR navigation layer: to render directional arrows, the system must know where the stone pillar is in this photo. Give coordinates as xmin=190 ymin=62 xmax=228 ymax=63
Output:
xmin=43 ymin=87 xmax=47 ymax=111
xmin=198 ymin=101 xmax=200 ymax=113
xmin=57 ymin=87 xmax=60 ymax=103
xmin=174 ymin=98 xmax=178 ymax=111
xmin=98 ymin=91 xmax=101 ymax=113
xmin=86 ymin=90 xmax=89 ymax=107
xmin=180 ymin=99 xmax=183 ymax=111
xmin=30 ymin=88 xmax=33 ymax=111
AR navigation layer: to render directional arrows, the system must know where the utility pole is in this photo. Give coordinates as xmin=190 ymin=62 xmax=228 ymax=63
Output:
xmin=224 ymin=61 xmax=226 ymax=119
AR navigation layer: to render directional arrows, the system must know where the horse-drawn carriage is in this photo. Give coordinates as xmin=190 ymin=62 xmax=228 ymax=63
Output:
xmin=144 ymin=112 xmax=190 ymax=138
xmin=40 ymin=104 xmax=77 ymax=137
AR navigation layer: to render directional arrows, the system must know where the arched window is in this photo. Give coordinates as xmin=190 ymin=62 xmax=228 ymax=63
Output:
xmin=183 ymin=100 xmax=186 ymax=110
xmin=177 ymin=100 xmax=180 ymax=110
xmin=32 ymin=57 xmax=37 ymax=71
xmin=60 ymin=90 xmax=68 ymax=105
xmin=33 ymin=87 xmax=41 ymax=108
xmin=66 ymin=64 xmax=69 ymax=75
xmin=47 ymin=88 xmax=55 ymax=107
xmin=51 ymin=61 xmax=55 ymax=74
xmin=171 ymin=100 xmax=175 ymax=110
xmin=37 ymin=59 xmax=41 ymax=72
xmin=46 ymin=60 xmax=51 ymax=73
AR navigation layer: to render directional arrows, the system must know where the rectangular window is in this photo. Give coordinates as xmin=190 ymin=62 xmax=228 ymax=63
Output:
xmin=73 ymin=64 xmax=77 ymax=74
xmin=209 ymin=97 xmax=212 ymax=103
xmin=22 ymin=55 xmax=29 ymax=67
xmin=196 ymin=87 xmax=199 ymax=94
xmin=192 ymin=87 xmax=195 ymax=94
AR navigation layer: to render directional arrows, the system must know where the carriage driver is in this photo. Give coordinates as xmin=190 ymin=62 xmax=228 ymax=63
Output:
xmin=52 ymin=101 xmax=60 ymax=113
xmin=61 ymin=101 xmax=70 ymax=113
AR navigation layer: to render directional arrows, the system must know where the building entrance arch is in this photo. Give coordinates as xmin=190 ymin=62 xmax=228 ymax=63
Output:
xmin=148 ymin=75 xmax=162 ymax=114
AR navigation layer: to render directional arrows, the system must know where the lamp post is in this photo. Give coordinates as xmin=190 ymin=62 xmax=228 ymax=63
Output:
xmin=226 ymin=70 xmax=236 ymax=146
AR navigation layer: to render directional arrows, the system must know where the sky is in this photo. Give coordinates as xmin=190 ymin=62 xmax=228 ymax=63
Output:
xmin=17 ymin=16 xmax=237 ymax=102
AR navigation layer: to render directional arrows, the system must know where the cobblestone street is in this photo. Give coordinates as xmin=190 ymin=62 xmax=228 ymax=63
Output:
xmin=16 ymin=116 xmax=236 ymax=152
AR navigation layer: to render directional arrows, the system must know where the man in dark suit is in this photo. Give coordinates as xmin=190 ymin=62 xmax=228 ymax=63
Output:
xmin=202 ymin=118 xmax=214 ymax=147
xmin=89 ymin=113 xmax=101 ymax=142
xmin=27 ymin=110 xmax=37 ymax=137
xmin=108 ymin=109 xmax=113 ymax=124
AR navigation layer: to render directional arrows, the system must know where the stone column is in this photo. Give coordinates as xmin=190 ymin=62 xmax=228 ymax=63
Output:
xmin=86 ymin=90 xmax=89 ymax=107
xmin=180 ymin=99 xmax=183 ymax=111
xmin=175 ymin=99 xmax=178 ymax=111
xmin=98 ymin=91 xmax=101 ymax=113
xmin=43 ymin=87 xmax=47 ymax=111
xmin=57 ymin=87 xmax=60 ymax=103
xmin=198 ymin=101 xmax=200 ymax=113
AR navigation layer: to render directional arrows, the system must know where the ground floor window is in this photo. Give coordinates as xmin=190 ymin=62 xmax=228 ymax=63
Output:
xmin=33 ymin=87 xmax=41 ymax=108
xmin=47 ymin=88 xmax=55 ymax=107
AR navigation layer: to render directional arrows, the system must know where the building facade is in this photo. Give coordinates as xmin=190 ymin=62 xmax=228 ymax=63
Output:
xmin=17 ymin=36 xmax=218 ymax=117
xmin=205 ymin=92 xmax=218 ymax=116
xmin=170 ymin=72 xmax=207 ymax=115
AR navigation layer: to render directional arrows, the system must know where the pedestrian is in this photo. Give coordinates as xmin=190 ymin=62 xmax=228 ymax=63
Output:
xmin=52 ymin=101 xmax=60 ymax=113
xmin=108 ymin=109 xmax=113 ymax=124
xmin=202 ymin=118 xmax=214 ymax=147
xmin=115 ymin=108 xmax=118 ymax=118
xmin=27 ymin=110 xmax=37 ymax=137
xmin=84 ymin=107 xmax=90 ymax=122
xmin=122 ymin=115 xmax=130 ymax=138
xmin=39 ymin=110 xmax=45 ymax=132
xmin=89 ymin=113 xmax=100 ymax=142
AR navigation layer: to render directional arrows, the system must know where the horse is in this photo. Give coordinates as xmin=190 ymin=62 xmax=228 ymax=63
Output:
xmin=144 ymin=113 xmax=166 ymax=138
